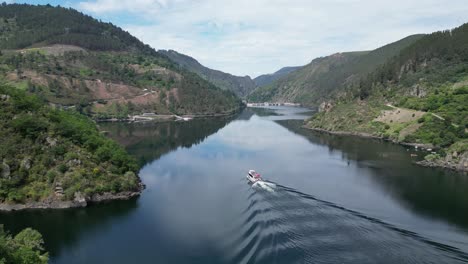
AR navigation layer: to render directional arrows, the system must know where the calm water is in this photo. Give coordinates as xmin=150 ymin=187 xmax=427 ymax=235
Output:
xmin=1 ymin=106 xmax=468 ymax=263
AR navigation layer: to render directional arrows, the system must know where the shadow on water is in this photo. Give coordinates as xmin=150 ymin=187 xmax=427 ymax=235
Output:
xmin=100 ymin=116 xmax=235 ymax=166
xmin=277 ymin=119 xmax=468 ymax=230
xmin=0 ymin=198 xmax=138 ymax=257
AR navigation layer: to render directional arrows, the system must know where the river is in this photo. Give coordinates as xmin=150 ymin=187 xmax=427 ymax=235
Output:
xmin=1 ymin=106 xmax=467 ymax=263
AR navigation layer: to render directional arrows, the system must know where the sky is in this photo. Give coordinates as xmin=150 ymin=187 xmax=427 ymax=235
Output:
xmin=9 ymin=0 xmax=468 ymax=77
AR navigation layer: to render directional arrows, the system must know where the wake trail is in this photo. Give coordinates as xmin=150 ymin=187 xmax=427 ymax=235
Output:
xmin=222 ymin=180 xmax=468 ymax=264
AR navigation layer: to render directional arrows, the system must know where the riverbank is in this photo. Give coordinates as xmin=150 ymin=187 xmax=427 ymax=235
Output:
xmin=95 ymin=107 xmax=244 ymax=123
xmin=0 ymin=183 xmax=145 ymax=212
xmin=302 ymin=126 xmax=467 ymax=173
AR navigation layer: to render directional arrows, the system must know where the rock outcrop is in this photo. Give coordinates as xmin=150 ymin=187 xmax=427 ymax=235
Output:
xmin=0 ymin=183 xmax=145 ymax=211
xmin=416 ymin=151 xmax=468 ymax=172
xmin=319 ymin=101 xmax=333 ymax=112
xmin=1 ymin=160 xmax=10 ymax=179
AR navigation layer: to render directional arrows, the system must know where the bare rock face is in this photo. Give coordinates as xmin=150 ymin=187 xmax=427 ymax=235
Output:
xmin=319 ymin=101 xmax=333 ymax=112
xmin=408 ymin=84 xmax=427 ymax=98
xmin=21 ymin=158 xmax=32 ymax=170
xmin=46 ymin=137 xmax=58 ymax=147
xmin=0 ymin=94 xmax=10 ymax=101
xmin=1 ymin=160 xmax=10 ymax=179
xmin=67 ymin=159 xmax=82 ymax=166
xmin=73 ymin=192 xmax=87 ymax=207
xmin=457 ymin=152 xmax=468 ymax=172
xmin=417 ymin=151 xmax=468 ymax=172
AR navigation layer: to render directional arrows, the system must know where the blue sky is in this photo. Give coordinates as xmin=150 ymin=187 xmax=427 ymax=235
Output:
xmin=10 ymin=0 xmax=468 ymax=77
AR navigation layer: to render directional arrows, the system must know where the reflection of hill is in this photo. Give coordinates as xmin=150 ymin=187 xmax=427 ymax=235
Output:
xmin=0 ymin=199 xmax=138 ymax=257
xmin=100 ymin=117 xmax=234 ymax=166
xmin=247 ymin=107 xmax=281 ymax=116
xmin=278 ymin=120 xmax=468 ymax=230
xmin=235 ymin=109 xmax=255 ymax=120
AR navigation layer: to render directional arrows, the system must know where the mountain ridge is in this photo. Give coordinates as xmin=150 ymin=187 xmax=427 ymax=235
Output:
xmin=159 ymin=49 xmax=256 ymax=97
xmin=304 ymin=24 xmax=468 ymax=171
xmin=0 ymin=4 xmax=242 ymax=118
xmin=253 ymin=66 xmax=301 ymax=87
xmin=248 ymin=34 xmax=424 ymax=105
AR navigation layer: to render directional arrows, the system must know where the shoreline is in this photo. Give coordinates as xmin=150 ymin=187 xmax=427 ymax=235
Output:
xmin=302 ymin=126 xmax=467 ymax=173
xmin=0 ymin=183 xmax=145 ymax=212
xmin=95 ymin=108 xmax=243 ymax=123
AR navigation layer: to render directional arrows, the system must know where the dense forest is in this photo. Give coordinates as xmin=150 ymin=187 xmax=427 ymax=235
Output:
xmin=0 ymin=225 xmax=48 ymax=264
xmin=0 ymin=4 xmax=242 ymax=118
xmin=0 ymin=84 xmax=140 ymax=203
xmin=0 ymin=3 xmax=154 ymax=53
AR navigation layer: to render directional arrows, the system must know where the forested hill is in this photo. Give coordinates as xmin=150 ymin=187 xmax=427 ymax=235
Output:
xmin=0 ymin=3 xmax=153 ymax=53
xmin=248 ymin=34 xmax=423 ymax=105
xmin=355 ymin=23 xmax=468 ymax=100
xmin=0 ymin=4 xmax=242 ymax=117
xmin=307 ymin=23 xmax=468 ymax=171
xmin=253 ymin=66 xmax=301 ymax=87
xmin=159 ymin=49 xmax=256 ymax=97
xmin=0 ymin=84 xmax=141 ymax=205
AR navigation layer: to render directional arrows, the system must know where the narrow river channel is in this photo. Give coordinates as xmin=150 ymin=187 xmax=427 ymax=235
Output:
xmin=1 ymin=107 xmax=467 ymax=263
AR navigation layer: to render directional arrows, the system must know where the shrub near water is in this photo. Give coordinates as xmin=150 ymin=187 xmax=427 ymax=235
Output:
xmin=0 ymin=84 xmax=139 ymax=203
xmin=0 ymin=225 xmax=48 ymax=264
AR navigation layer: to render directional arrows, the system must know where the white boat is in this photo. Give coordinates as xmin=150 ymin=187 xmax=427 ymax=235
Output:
xmin=246 ymin=170 xmax=262 ymax=183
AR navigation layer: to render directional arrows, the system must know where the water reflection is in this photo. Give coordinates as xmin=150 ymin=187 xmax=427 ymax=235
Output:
xmin=0 ymin=198 xmax=138 ymax=257
xmin=0 ymin=108 xmax=467 ymax=263
xmin=100 ymin=117 xmax=234 ymax=166
xmin=0 ymin=117 xmax=235 ymax=260
xmin=278 ymin=119 xmax=468 ymax=230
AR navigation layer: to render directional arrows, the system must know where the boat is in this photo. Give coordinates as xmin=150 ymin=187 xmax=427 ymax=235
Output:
xmin=246 ymin=170 xmax=262 ymax=183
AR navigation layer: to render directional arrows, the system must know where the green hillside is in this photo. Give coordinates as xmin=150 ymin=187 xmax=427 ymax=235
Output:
xmin=0 ymin=84 xmax=140 ymax=205
xmin=248 ymin=35 xmax=423 ymax=105
xmin=0 ymin=3 xmax=154 ymax=53
xmin=306 ymin=23 xmax=468 ymax=171
xmin=159 ymin=49 xmax=256 ymax=97
xmin=253 ymin=66 xmax=301 ymax=87
xmin=0 ymin=4 xmax=242 ymax=118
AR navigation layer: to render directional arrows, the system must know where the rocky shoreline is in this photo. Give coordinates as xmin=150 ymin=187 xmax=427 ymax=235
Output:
xmin=0 ymin=183 xmax=145 ymax=212
xmin=416 ymin=153 xmax=468 ymax=173
xmin=302 ymin=126 xmax=467 ymax=173
xmin=95 ymin=107 xmax=244 ymax=123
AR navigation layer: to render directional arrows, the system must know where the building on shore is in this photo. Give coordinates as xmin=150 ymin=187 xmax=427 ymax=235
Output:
xmin=246 ymin=102 xmax=301 ymax=107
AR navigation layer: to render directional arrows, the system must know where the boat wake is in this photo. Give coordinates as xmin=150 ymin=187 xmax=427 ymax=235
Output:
xmin=221 ymin=180 xmax=468 ymax=264
xmin=251 ymin=181 xmax=276 ymax=192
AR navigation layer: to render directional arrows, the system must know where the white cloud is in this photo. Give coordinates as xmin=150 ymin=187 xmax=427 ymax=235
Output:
xmin=77 ymin=0 xmax=468 ymax=77
xmin=78 ymin=0 xmax=172 ymax=13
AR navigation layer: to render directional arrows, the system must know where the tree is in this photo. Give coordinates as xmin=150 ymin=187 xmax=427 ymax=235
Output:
xmin=0 ymin=226 xmax=49 ymax=264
